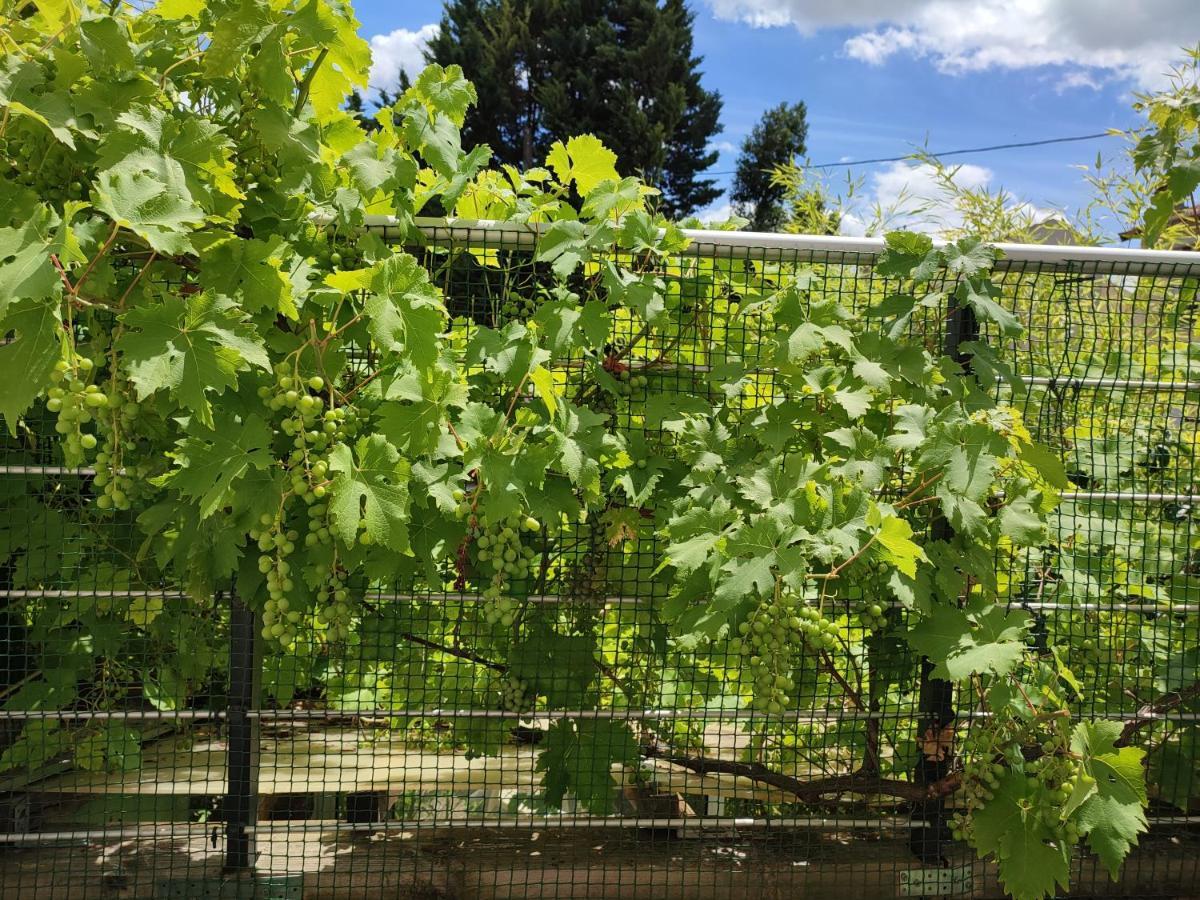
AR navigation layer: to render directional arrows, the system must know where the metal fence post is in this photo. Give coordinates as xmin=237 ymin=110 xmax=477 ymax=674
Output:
xmin=225 ymin=585 xmax=261 ymax=870
xmin=910 ymin=290 xmax=979 ymax=864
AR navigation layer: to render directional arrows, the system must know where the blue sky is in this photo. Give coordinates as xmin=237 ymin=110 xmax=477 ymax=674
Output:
xmin=351 ymin=0 xmax=1198 ymax=235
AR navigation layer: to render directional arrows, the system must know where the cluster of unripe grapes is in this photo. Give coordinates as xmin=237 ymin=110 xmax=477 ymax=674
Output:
xmin=949 ymin=724 xmax=1084 ymax=848
xmin=253 ymin=513 xmax=301 ymax=647
xmin=493 ymin=672 xmax=532 ymax=713
xmin=4 ymin=134 xmax=88 ymax=202
xmin=46 ymin=358 xmax=105 ymax=466
xmin=498 ymin=291 xmax=538 ymax=320
xmin=730 ymin=592 xmax=806 ymax=714
xmin=457 ymin=495 xmax=541 ymax=627
xmin=315 ymin=569 xmax=352 ymax=642
xmin=854 ymin=599 xmax=889 ymax=632
xmin=311 ymin=231 xmax=362 ymax=273
xmin=93 ymin=395 xmax=149 ymax=512
xmin=949 ymin=755 xmax=1003 ymax=842
xmin=259 ymin=365 xmax=358 ymax=500
xmin=613 ymin=367 xmax=649 ymax=397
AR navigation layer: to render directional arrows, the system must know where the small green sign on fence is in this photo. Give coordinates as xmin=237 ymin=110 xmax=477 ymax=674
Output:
xmin=898 ymin=865 xmax=973 ymax=897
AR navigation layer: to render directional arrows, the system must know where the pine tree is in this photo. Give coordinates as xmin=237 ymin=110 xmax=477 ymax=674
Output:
xmin=731 ymin=101 xmax=808 ymax=232
xmin=426 ymin=0 xmax=723 ymax=217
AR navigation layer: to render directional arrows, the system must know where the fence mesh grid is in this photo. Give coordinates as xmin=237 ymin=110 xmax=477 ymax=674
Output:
xmin=1 ymin=224 xmax=1199 ymax=899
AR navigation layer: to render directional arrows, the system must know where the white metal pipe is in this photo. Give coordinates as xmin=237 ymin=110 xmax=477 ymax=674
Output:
xmin=396 ymin=216 xmax=1200 ymax=276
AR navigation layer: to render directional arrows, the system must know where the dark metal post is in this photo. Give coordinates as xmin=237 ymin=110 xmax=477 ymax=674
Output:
xmin=911 ymin=292 xmax=979 ymax=865
xmin=225 ymin=586 xmax=260 ymax=870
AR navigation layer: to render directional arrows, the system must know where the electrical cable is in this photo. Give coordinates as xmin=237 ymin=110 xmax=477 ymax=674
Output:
xmin=706 ymin=129 xmax=1124 ymax=175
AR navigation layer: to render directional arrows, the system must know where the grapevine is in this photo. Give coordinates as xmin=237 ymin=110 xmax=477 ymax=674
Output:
xmin=0 ymin=5 xmax=1164 ymax=898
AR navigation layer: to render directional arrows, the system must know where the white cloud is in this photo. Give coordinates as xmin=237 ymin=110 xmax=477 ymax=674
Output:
xmin=866 ymin=160 xmax=992 ymax=231
xmin=836 ymin=160 xmax=1058 ymax=236
xmin=710 ymin=140 xmax=740 ymax=155
xmin=696 ymin=201 xmax=737 ymax=224
xmin=368 ymin=24 xmax=438 ymax=92
xmin=706 ymin=0 xmax=1198 ymax=88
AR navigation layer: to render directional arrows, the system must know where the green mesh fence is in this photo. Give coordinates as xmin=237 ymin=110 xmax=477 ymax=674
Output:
xmin=1 ymin=223 xmax=1199 ymax=899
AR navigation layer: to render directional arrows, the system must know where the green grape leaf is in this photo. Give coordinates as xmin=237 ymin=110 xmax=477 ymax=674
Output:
xmin=1017 ymin=438 xmax=1070 ymax=490
xmin=1071 ymin=720 xmax=1148 ymax=877
xmin=906 ymin=598 xmax=1029 ymax=680
xmin=466 ymin=322 xmax=550 ymax=385
xmin=363 ymin=253 xmax=447 ymax=372
xmin=999 ymin=497 xmax=1047 ymax=544
xmin=972 ymin=771 xmax=1071 ymax=900
xmin=1149 ymin=726 xmax=1200 ymax=811
xmin=79 ymin=18 xmax=136 ymax=73
xmin=408 ymin=63 xmax=477 ymax=126
xmin=0 ymin=57 xmax=88 ymax=148
xmin=328 ymin=435 xmax=411 ymax=552
xmin=117 ymin=292 xmax=269 ymax=428
xmin=942 ymin=237 xmax=995 ymax=277
xmin=536 ymin=219 xmax=591 ymax=278
xmin=536 ymin=718 xmax=638 ymax=815
xmin=161 ymin=414 xmax=274 ymax=518
xmin=94 ymin=168 xmax=204 ymax=255
xmin=0 ymin=216 xmax=62 ymax=317
xmin=875 ymin=514 xmax=927 ymax=578
xmin=198 ymin=236 xmax=295 ymax=318
xmin=875 ymin=231 xmax=939 ymax=282
xmin=959 ymin=276 xmax=1022 ymax=337
xmin=0 ymin=297 xmax=64 ymax=433
xmin=546 ymin=134 xmax=620 ymax=197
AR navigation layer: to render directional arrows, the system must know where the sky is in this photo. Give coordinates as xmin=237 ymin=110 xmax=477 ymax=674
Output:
xmin=350 ymin=0 xmax=1200 ymax=237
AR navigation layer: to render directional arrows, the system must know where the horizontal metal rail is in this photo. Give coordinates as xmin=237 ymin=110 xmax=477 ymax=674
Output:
xmin=1 ymin=588 xmax=1195 ymax=616
xmin=0 ymin=709 xmax=225 ymax=721
xmin=1022 ymin=375 xmax=1200 ymax=391
xmin=245 ymin=816 xmax=928 ymax=834
xmin=246 ymin=707 xmax=1198 ymax=723
xmin=6 ymin=815 xmax=1197 ymax=845
xmin=399 ymin=216 xmax=1200 ymax=276
xmin=1060 ymin=491 xmax=1197 ymax=503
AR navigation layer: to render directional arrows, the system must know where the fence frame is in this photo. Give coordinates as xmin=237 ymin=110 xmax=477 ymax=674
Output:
xmin=5 ymin=221 xmax=1200 ymax=893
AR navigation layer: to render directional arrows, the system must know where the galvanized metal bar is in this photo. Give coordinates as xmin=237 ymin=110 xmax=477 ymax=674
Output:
xmin=224 ymin=588 xmax=260 ymax=871
xmin=395 ymin=216 xmax=1200 ymax=276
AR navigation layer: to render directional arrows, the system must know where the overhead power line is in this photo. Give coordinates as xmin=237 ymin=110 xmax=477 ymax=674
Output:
xmin=707 ymin=130 xmax=1123 ymax=176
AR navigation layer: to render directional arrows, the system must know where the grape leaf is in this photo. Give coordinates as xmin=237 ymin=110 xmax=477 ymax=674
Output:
xmin=0 ymin=57 xmax=87 ymax=148
xmin=959 ymin=276 xmax=1022 ymax=337
xmin=161 ymin=414 xmax=274 ymax=518
xmin=0 ymin=217 xmax=62 ymax=317
xmin=0 ymin=297 xmax=64 ymax=433
xmin=198 ymin=236 xmax=296 ymax=318
xmin=972 ymin=772 xmax=1071 ymax=900
xmin=1071 ymin=720 xmax=1148 ymax=877
xmin=906 ymin=598 xmax=1029 ymax=680
xmin=328 ymin=435 xmax=411 ymax=552
xmin=942 ymin=237 xmax=995 ymax=277
xmin=536 ymin=718 xmax=638 ymax=815
xmin=875 ymin=514 xmax=926 ymax=578
xmin=363 ymin=253 xmax=446 ymax=372
xmin=94 ymin=167 xmax=204 ymax=255
xmin=546 ymin=134 xmax=619 ymax=198
xmin=117 ymin=292 xmax=269 ymax=428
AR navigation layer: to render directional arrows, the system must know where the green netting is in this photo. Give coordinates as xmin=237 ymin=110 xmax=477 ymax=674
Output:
xmin=1 ymin=224 xmax=1199 ymax=899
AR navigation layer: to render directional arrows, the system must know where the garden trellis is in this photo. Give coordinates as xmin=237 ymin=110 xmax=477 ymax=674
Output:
xmin=2 ymin=220 xmax=1200 ymax=900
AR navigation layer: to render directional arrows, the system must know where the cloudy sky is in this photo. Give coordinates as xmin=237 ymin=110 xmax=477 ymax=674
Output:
xmin=352 ymin=0 xmax=1198 ymax=235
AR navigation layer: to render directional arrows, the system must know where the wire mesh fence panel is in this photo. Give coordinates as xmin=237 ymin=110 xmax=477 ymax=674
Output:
xmin=2 ymin=224 xmax=1200 ymax=900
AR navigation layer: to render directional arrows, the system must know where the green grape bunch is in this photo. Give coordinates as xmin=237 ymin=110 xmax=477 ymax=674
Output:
xmin=456 ymin=493 xmax=542 ymax=627
xmin=731 ymin=592 xmax=807 ymax=714
xmin=493 ymin=672 xmax=532 ymax=713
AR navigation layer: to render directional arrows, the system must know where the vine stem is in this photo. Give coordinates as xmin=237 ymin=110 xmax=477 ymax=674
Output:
xmin=643 ymin=746 xmax=962 ymax=804
xmin=1116 ymin=679 xmax=1200 ymax=747
xmin=398 ymin=631 xmax=507 ymax=673
xmin=292 ymin=48 xmax=329 ymax=116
